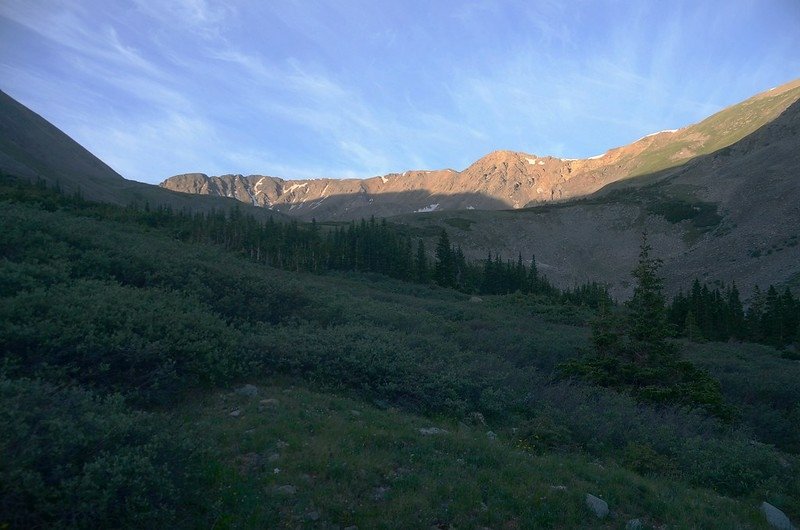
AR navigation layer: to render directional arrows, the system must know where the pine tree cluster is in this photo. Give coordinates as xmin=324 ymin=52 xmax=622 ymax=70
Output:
xmin=134 ymin=203 xmax=611 ymax=306
xmin=669 ymin=280 xmax=799 ymax=349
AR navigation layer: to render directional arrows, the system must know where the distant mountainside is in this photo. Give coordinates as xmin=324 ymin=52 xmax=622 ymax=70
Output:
xmin=396 ymin=94 xmax=800 ymax=298
xmin=3 ymin=81 xmax=798 ymax=297
xmin=0 ymin=90 xmax=287 ymax=219
xmin=161 ymin=80 xmax=800 ymax=221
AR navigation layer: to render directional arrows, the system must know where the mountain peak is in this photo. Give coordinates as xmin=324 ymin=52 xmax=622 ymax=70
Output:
xmin=160 ymin=80 xmax=800 ymax=221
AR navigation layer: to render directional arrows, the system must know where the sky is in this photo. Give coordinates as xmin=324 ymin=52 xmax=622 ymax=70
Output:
xmin=1 ymin=1 xmax=799 ymax=184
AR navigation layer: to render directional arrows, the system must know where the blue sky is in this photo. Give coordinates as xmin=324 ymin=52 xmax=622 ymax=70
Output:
xmin=1 ymin=1 xmax=799 ymax=184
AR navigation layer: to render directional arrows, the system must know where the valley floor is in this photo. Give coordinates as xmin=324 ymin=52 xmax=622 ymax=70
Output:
xmin=177 ymin=379 xmax=770 ymax=529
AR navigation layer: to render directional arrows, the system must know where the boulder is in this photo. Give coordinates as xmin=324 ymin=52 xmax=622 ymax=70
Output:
xmin=626 ymin=519 xmax=643 ymax=530
xmin=235 ymin=384 xmax=258 ymax=397
xmin=585 ymin=493 xmax=609 ymax=519
xmin=761 ymin=502 xmax=796 ymax=530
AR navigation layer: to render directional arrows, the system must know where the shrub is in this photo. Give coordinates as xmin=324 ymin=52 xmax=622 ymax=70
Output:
xmin=622 ymin=442 xmax=676 ymax=476
xmin=516 ymin=410 xmax=574 ymax=453
xmin=0 ymin=280 xmax=247 ymax=404
xmin=0 ymin=377 xmax=204 ymax=528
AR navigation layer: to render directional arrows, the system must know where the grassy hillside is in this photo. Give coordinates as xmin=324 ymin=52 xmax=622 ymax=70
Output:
xmin=623 ymin=80 xmax=800 ymax=178
xmin=1 ymin=177 xmax=799 ymax=528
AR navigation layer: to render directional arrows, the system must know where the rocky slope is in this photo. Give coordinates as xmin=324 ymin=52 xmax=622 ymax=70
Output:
xmin=161 ymin=79 xmax=800 ymax=221
xmin=395 ymin=95 xmax=800 ymax=298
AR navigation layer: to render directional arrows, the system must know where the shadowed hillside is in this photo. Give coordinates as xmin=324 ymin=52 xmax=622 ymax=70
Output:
xmin=0 ymin=90 xmax=289 ymax=220
xmin=392 ymin=98 xmax=800 ymax=298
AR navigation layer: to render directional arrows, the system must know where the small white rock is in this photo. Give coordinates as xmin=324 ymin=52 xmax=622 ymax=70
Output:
xmin=419 ymin=427 xmax=449 ymax=436
xmin=626 ymin=519 xmax=643 ymax=530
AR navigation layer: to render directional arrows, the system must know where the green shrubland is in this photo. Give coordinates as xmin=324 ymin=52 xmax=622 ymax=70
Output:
xmin=1 ymin=175 xmax=799 ymax=527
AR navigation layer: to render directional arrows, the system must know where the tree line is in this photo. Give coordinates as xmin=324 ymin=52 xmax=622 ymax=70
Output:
xmin=5 ymin=175 xmax=796 ymax=343
xmin=133 ymin=202 xmax=612 ymax=307
xmin=668 ymin=279 xmax=799 ymax=349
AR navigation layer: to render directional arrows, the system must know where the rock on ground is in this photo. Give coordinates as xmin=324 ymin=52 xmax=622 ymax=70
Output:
xmin=761 ymin=502 xmax=796 ymax=530
xmin=419 ymin=427 xmax=449 ymax=435
xmin=585 ymin=493 xmax=609 ymax=519
xmin=274 ymin=484 xmax=296 ymax=495
xmin=235 ymin=384 xmax=258 ymax=397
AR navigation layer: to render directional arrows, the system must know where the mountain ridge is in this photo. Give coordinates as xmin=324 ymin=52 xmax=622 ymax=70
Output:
xmin=160 ymin=79 xmax=800 ymax=221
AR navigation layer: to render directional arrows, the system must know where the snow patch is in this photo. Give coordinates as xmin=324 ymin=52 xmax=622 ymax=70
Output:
xmin=526 ymin=157 xmax=537 ymax=165
xmin=282 ymin=183 xmax=308 ymax=195
xmin=637 ymin=129 xmax=678 ymax=142
xmin=380 ymin=175 xmax=389 ymax=184
xmin=415 ymin=203 xmax=439 ymax=213
xmin=538 ymin=160 xmax=545 ymax=165
xmin=587 ymin=153 xmax=606 ymax=160
xmin=254 ymin=177 xmax=266 ymax=193
xmin=467 ymin=206 xmax=475 ymax=210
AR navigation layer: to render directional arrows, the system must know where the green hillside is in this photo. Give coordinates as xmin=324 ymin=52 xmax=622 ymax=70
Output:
xmin=622 ymin=81 xmax=800 ymax=179
xmin=1 ymin=176 xmax=799 ymax=528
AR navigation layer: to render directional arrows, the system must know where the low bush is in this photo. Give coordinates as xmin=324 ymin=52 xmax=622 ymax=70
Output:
xmin=0 ymin=377 xmax=204 ymax=528
xmin=0 ymin=280 xmax=247 ymax=404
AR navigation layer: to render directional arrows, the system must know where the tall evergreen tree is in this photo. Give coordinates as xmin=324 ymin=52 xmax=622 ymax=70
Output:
xmin=434 ymin=229 xmax=456 ymax=288
xmin=727 ymin=283 xmax=746 ymax=340
xmin=528 ymin=254 xmax=539 ymax=293
xmin=627 ymin=232 xmax=671 ymax=347
xmin=415 ymin=239 xmax=428 ymax=283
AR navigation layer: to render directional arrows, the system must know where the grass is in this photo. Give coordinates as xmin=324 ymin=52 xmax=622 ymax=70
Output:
xmin=625 ymin=85 xmax=800 ymax=179
xmin=443 ymin=217 xmax=475 ymax=231
xmin=177 ymin=379 xmax=772 ymax=529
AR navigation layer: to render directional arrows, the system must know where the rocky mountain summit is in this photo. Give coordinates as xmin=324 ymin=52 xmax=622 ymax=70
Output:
xmin=161 ymin=79 xmax=800 ymax=221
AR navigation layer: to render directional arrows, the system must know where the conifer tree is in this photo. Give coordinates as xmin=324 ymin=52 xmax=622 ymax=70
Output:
xmin=415 ymin=239 xmax=428 ymax=283
xmin=565 ymin=232 xmax=727 ymax=417
xmin=626 ymin=232 xmax=672 ymax=349
xmin=434 ymin=229 xmax=456 ymax=288
xmin=685 ymin=310 xmax=703 ymax=342
xmin=746 ymin=285 xmax=765 ymax=341
xmin=528 ymin=254 xmax=539 ymax=293
xmin=727 ymin=283 xmax=745 ymax=340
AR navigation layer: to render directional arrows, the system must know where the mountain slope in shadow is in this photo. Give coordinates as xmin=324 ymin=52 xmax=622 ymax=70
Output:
xmin=0 ymin=90 xmax=289 ymax=220
xmin=393 ymin=99 xmax=800 ymax=298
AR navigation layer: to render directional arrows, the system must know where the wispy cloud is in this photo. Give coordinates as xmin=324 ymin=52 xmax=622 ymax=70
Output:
xmin=1 ymin=0 xmax=798 ymax=181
